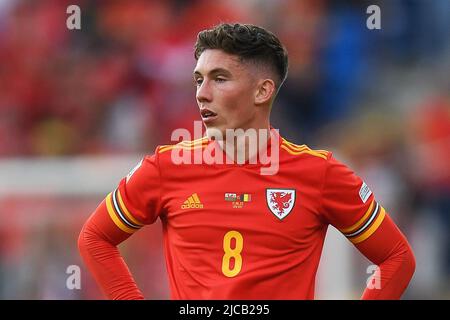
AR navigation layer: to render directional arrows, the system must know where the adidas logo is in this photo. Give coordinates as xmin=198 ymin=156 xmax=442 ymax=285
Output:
xmin=181 ymin=193 xmax=204 ymax=209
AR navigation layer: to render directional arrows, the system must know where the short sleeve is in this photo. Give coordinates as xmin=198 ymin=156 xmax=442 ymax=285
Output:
xmin=104 ymin=151 xmax=163 ymax=234
xmin=321 ymin=154 xmax=386 ymax=244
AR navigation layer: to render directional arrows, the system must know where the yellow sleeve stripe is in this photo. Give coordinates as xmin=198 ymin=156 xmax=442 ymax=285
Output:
xmin=349 ymin=207 xmax=386 ymax=244
xmin=282 ymin=139 xmax=328 ymax=155
xmin=339 ymin=200 xmax=375 ymax=234
xmin=282 ymin=143 xmax=308 ymax=152
xmin=281 ymin=139 xmax=306 ymax=150
xmin=281 ymin=144 xmax=328 ymax=160
xmin=111 ymin=189 xmax=142 ymax=229
xmin=116 ymin=189 xmax=143 ymax=226
xmin=158 ymin=143 xmax=208 ymax=154
xmin=281 ymin=139 xmax=329 ymax=159
xmin=105 ymin=193 xmax=136 ymax=234
xmin=280 ymin=144 xmax=307 ymax=153
xmin=160 ymin=137 xmax=207 ymax=147
xmin=159 ymin=137 xmax=208 ymax=150
xmin=179 ymin=137 xmax=208 ymax=146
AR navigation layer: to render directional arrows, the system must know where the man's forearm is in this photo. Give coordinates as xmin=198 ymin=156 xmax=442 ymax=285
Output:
xmin=78 ymin=200 xmax=144 ymax=300
xmin=356 ymin=214 xmax=415 ymax=299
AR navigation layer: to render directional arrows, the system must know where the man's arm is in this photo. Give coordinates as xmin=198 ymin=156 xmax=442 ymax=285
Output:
xmin=78 ymin=199 xmax=144 ymax=300
xmin=78 ymin=153 xmax=162 ymax=299
xmin=355 ymin=213 xmax=415 ymax=299
xmin=320 ymin=153 xmax=415 ymax=299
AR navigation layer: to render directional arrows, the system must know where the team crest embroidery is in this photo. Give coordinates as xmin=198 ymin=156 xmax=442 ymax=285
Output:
xmin=266 ymin=188 xmax=296 ymax=220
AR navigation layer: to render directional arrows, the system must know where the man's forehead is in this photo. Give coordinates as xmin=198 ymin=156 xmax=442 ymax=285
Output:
xmin=194 ymin=49 xmax=242 ymax=74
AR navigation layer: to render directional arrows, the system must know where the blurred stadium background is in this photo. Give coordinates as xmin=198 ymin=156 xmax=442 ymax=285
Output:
xmin=0 ymin=0 xmax=449 ymax=299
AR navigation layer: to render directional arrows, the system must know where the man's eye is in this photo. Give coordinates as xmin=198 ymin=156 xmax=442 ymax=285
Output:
xmin=194 ymin=78 xmax=203 ymax=86
xmin=215 ymin=78 xmax=226 ymax=83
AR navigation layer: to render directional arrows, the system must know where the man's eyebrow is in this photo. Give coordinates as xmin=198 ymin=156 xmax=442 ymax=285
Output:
xmin=193 ymin=68 xmax=232 ymax=77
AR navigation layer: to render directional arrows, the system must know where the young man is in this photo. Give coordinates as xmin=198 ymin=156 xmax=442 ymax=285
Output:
xmin=78 ymin=23 xmax=415 ymax=299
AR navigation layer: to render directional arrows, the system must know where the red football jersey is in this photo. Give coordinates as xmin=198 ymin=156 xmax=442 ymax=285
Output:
xmin=105 ymin=131 xmax=385 ymax=299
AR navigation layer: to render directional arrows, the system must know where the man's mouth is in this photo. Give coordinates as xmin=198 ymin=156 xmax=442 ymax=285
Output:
xmin=200 ymin=108 xmax=218 ymax=122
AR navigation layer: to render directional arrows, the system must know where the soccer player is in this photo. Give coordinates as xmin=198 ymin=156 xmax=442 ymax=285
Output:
xmin=78 ymin=23 xmax=415 ymax=299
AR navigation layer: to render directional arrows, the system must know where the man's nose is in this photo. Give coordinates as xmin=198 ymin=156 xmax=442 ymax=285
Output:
xmin=196 ymin=80 xmax=212 ymax=103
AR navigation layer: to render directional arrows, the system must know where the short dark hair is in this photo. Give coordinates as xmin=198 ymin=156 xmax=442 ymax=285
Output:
xmin=194 ymin=23 xmax=289 ymax=89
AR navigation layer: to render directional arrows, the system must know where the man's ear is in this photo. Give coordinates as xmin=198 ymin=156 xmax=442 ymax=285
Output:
xmin=255 ymin=79 xmax=276 ymax=105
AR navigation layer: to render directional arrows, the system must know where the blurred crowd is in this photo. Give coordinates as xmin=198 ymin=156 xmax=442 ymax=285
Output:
xmin=0 ymin=0 xmax=449 ymax=299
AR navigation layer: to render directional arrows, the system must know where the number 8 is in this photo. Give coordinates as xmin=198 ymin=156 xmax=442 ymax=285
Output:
xmin=222 ymin=230 xmax=243 ymax=277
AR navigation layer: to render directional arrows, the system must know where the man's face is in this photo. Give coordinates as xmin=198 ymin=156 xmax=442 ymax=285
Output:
xmin=194 ymin=49 xmax=259 ymax=138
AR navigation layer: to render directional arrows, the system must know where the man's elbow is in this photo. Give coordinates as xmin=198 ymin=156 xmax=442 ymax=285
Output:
xmin=403 ymin=243 xmax=416 ymax=282
xmin=77 ymin=219 xmax=103 ymax=259
xmin=78 ymin=223 xmax=91 ymax=260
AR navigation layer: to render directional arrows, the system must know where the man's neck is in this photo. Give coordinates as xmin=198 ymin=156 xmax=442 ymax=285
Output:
xmin=217 ymin=124 xmax=272 ymax=164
